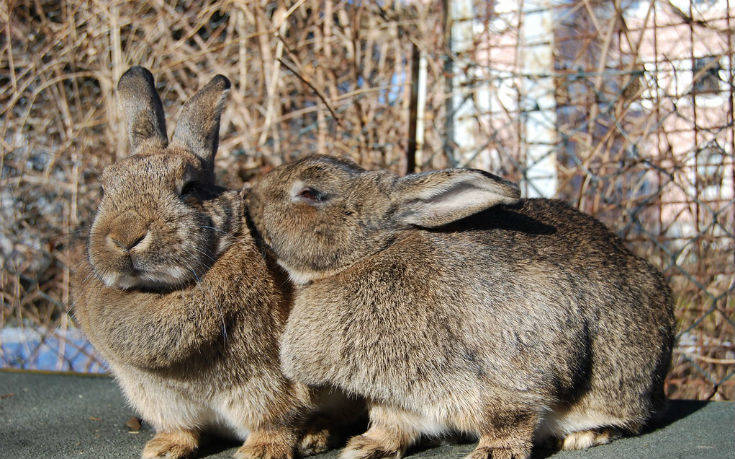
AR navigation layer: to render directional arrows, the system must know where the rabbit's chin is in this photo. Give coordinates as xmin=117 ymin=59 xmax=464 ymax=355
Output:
xmin=276 ymin=259 xmax=345 ymax=285
xmin=99 ymin=265 xmax=193 ymax=291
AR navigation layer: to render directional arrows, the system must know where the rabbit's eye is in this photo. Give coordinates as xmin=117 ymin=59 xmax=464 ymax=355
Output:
xmin=296 ymin=186 xmax=327 ymax=204
xmin=180 ymin=181 xmax=200 ymax=196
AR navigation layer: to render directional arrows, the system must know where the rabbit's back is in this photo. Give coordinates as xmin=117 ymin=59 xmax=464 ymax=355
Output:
xmin=444 ymin=198 xmax=673 ymax=342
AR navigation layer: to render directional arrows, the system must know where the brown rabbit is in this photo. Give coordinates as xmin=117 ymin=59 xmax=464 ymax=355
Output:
xmin=73 ymin=68 xmax=353 ymax=459
xmin=244 ymin=155 xmax=676 ymax=459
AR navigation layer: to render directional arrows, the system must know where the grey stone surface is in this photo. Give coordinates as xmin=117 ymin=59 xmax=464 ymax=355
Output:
xmin=0 ymin=370 xmax=733 ymax=458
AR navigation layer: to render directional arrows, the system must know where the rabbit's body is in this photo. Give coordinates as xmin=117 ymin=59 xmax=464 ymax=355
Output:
xmin=246 ymin=156 xmax=675 ymax=459
xmin=73 ymin=70 xmax=350 ymax=459
xmin=281 ymin=199 xmax=673 ymax=439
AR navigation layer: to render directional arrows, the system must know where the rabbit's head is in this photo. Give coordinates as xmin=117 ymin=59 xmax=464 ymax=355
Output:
xmin=88 ymin=67 xmax=237 ymax=290
xmin=247 ymin=155 xmax=520 ymax=283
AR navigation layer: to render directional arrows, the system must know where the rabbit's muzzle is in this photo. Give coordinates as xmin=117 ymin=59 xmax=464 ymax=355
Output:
xmin=89 ymin=208 xmax=179 ymax=290
xmin=106 ymin=211 xmax=151 ymax=254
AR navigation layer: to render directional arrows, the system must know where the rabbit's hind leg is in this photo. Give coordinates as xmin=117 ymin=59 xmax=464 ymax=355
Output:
xmin=559 ymin=428 xmax=619 ymax=450
xmin=542 ymin=406 xmax=637 ymax=451
xmin=463 ymin=408 xmax=537 ymax=459
xmin=299 ymin=388 xmax=367 ymax=456
xmin=339 ymin=404 xmax=425 ymax=459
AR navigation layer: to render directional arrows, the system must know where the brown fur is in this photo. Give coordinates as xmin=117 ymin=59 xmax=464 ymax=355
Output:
xmin=74 ymin=69 xmax=356 ymax=458
xmin=245 ymin=155 xmax=676 ymax=459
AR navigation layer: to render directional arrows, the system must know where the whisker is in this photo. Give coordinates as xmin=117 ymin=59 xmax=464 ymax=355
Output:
xmin=186 ymin=266 xmax=201 ymax=284
xmin=221 ymin=312 xmax=228 ymax=343
xmin=184 ymin=247 xmax=218 ymax=267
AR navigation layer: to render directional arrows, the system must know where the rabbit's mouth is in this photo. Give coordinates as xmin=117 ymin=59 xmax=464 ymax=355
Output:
xmin=98 ymin=263 xmax=194 ymax=291
xmin=88 ymin=224 xmax=209 ymax=290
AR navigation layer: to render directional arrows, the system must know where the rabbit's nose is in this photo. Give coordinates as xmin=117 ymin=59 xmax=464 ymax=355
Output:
xmin=106 ymin=211 xmax=152 ymax=253
xmin=107 ymin=230 xmax=150 ymax=252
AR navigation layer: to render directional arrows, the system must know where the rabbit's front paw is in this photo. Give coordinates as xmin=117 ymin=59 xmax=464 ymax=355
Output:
xmin=235 ymin=441 xmax=294 ymax=459
xmin=339 ymin=435 xmax=401 ymax=459
xmin=464 ymin=445 xmax=530 ymax=459
xmin=141 ymin=430 xmax=198 ymax=458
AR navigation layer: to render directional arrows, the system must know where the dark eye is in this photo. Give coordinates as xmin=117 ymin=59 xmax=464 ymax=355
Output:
xmin=296 ymin=186 xmax=327 ymax=204
xmin=180 ymin=181 xmax=200 ymax=196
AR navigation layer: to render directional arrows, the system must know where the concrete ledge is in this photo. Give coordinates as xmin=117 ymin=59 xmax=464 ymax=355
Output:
xmin=1 ymin=370 xmax=732 ymax=458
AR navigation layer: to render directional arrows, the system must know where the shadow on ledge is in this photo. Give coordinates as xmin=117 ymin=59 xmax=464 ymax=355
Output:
xmin=650 ymin=399 xmax=709 ymax=430
xmin=0 ymin=371 xmax=731 ymax=459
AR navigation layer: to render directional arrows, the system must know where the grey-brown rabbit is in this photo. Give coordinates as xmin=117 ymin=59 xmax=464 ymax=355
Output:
xmin=73 ymin=69 xmax=350 ymax=459
xmin=245 ymin=155 xmax=675 ymax=459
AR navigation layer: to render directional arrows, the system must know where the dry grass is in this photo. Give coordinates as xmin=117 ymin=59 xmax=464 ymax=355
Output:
xmin=1 ymin=1 xmax=733 ymax=398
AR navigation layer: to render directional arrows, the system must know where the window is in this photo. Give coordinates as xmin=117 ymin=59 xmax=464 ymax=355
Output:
xmin=692 ymin=56 xmax=722 ymax=94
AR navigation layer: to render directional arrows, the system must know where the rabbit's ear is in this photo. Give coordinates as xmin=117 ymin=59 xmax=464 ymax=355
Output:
xmin=171 ymin=75 xmax=230 ymax=170
xmin=391 ymin=169 xmax=520 ymax=228
xmin=117 ymin=66 xmax=168 ymax=154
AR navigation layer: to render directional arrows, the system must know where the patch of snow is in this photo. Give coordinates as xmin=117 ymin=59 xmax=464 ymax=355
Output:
xmin=0 ymin=326 xmax=107 ymax=373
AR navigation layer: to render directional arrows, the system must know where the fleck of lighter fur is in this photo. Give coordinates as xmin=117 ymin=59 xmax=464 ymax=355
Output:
xmin=101 ymin=272 xmax=118 ymax=288
xmin=166 ymin=266 xmax=188 ymax=282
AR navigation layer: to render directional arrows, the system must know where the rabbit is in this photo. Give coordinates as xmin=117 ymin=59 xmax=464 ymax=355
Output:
xmin=243 ymin=154 xmax=676 ymax=459
xmin=73 ymin=68 xmax=358 ymax=459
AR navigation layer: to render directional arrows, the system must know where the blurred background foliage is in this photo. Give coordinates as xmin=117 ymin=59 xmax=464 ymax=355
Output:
xmin=0 ymin=0 xmax=733 ymax=399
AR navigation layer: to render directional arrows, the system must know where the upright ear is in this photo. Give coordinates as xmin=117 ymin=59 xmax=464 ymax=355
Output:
xmin=391 ymin=169 xmax=521 ymax=228
xmin=117 ymin=66 xmax=168 ymax=154
xmin=171 ymin=75 xmax=230 ymax=171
